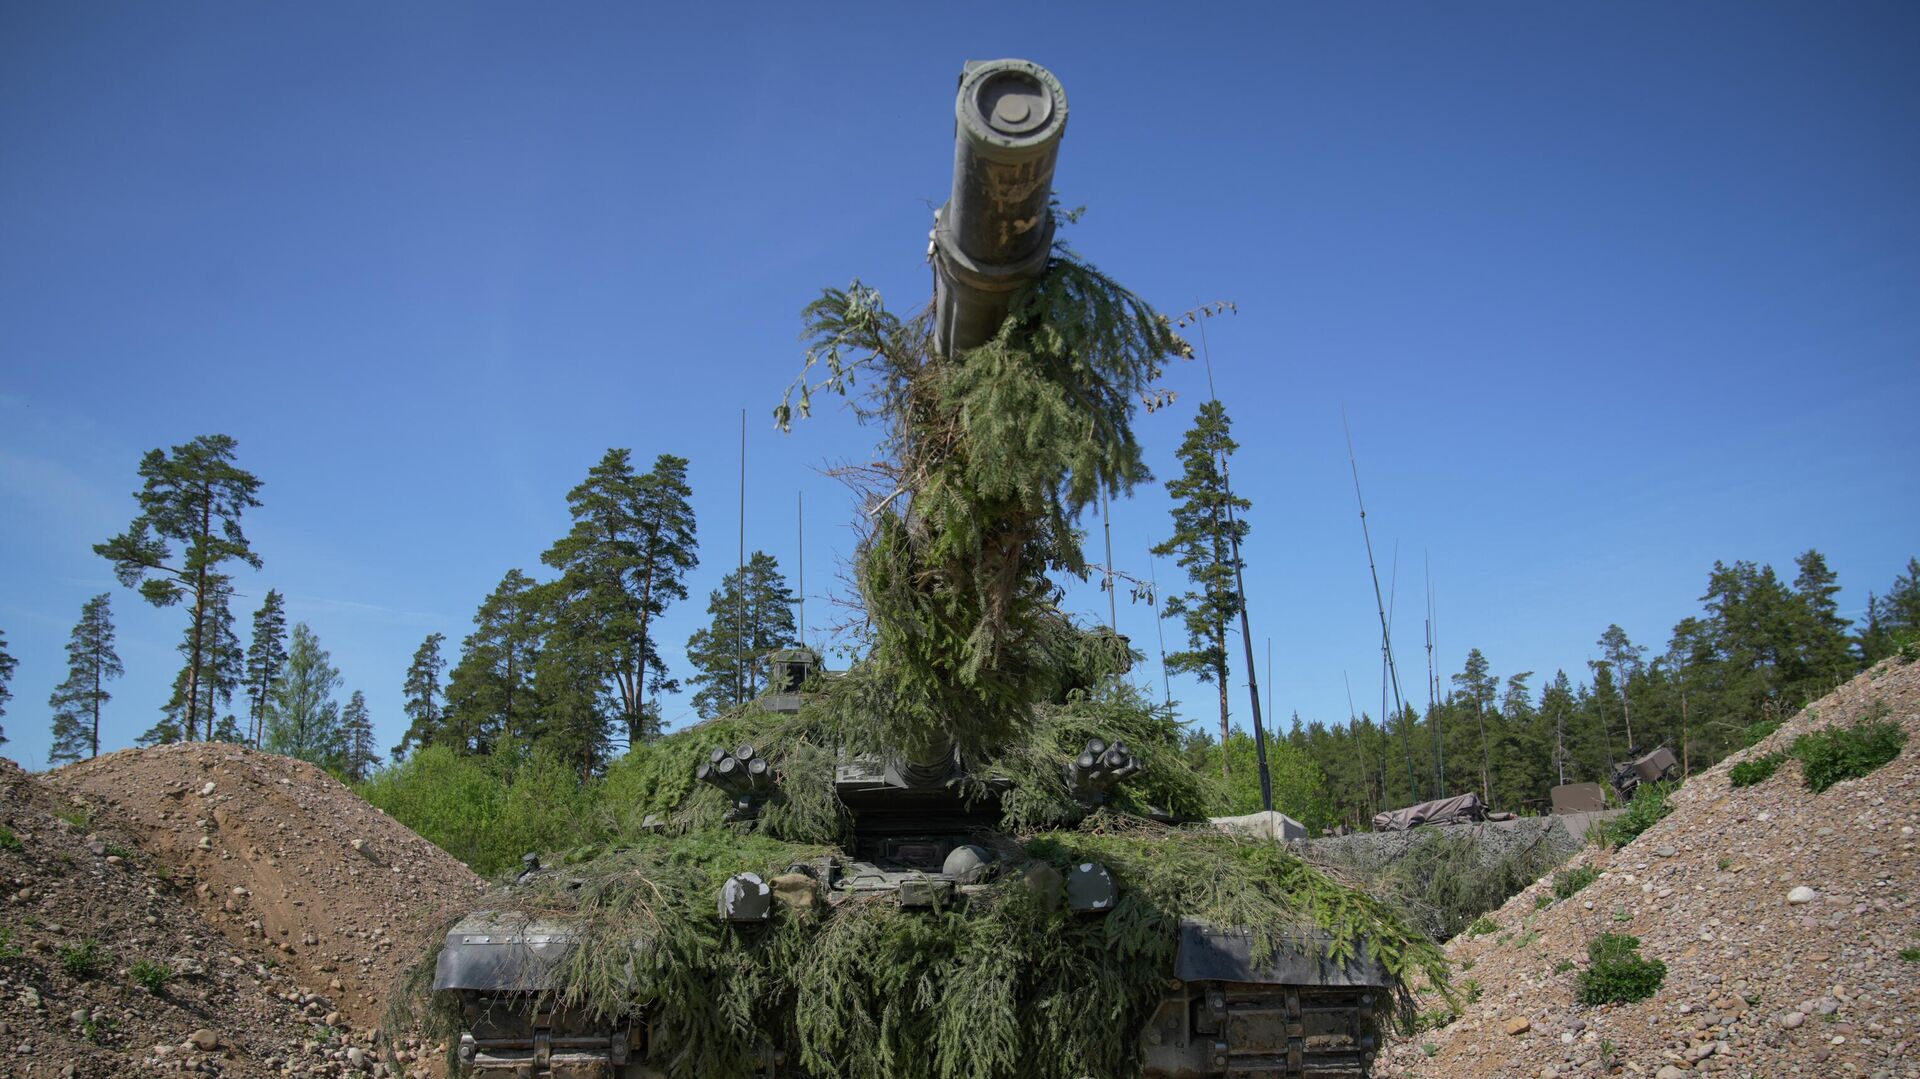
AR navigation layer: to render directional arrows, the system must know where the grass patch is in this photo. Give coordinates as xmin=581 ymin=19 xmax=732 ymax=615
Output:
xmin=0 ymin=926 xmax=21 ymax=960
xmin=55 ymin=807 xmax=91 ymax=830
xmin=1534 ymin=894 xmax=1553 ymax=910
xmin=0 ymin=827 xmax=21 ymax=852
xmin=58 ymin=939 xmax=110 ymax=978
xmin=1553 ymin=958 xmax=1575 ymax=974
xmin=1898 ymin=947 xmax=1919 ymax=963
xmin=1790 ymin=709 xmax=1906 ymax=793
xmin=129 ymin=958 xmax=174 ymax=995
xmin=1464 ymin=916 xmax=1498 ymax=938
xmin=1553 ymin=865 xmax=1599 ymax=899
xmin=1729 ymin=752 xmax=1787 ymax=788
xmin=104 ymin=843 xmax=137 ymax=861
xmin=1577 ymin=933 xmax=1665 ymax=1004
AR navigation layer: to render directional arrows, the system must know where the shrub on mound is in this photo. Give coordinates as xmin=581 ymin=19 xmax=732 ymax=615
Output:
xmin=1577 ymin=933 xmax=1665 ymax=1005
xmin=1791 ymin=709 xmax=1906 ymax=793
xmin=1728 ymin=753 xmax=1787 ymax=788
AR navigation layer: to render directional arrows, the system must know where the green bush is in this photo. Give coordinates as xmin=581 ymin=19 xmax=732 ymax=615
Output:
xmin=0 ymin=827 xmax=21 ymax=852
xmin=129 ymin=959 xmax=174 ymax=995
xmin=1598 ymin=783 xmax=1672 ymax=847
xmin=357 ymin=746 xmax=605 ymax=877
xmin=1791 ymin=712 xmax=1907 ymax=793
xmin=58 ymin=939 xmax=110 ymax=979
xmin=1552 ymin=864 xmax=1599 ymax=899
xmin=1465 ymin=916 xmax=1498 ymax=938
xmin=1740 ymin=718 xmax=1784 ymax=748
xmin=1729 ymin=753 xmax=1787 ymax=788
xmin=1577 ymin=933 xmax=1665 ymax=1004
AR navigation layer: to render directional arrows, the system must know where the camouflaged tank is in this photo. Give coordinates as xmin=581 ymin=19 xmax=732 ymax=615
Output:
xmin=429 ymin=59 xmax=1401 ymax=1079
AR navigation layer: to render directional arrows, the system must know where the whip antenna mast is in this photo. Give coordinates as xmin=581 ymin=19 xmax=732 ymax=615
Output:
xmin=1343 ymin=410 xmax=1417 ymax=803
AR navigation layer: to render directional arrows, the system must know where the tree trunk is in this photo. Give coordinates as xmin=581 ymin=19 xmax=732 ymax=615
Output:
xmin=90 ymin=651 xmax=101 ymax=759
xmin=1474 ymin=697 xmax=1492 ymax=805
xmin=1215 ymin=645 xmax=1231 ymax=780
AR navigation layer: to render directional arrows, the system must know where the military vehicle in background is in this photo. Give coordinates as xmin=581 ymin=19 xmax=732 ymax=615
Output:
xmin=430 ymin=59 xmax=1395 ymax=1078
xmin=1609 ymin=744 xmax=1680 ymax=800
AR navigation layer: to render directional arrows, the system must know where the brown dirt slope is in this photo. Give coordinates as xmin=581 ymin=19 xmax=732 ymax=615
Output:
xmin=1378 ymin=657 xmax=1920 ymax=1079
xmin=0 ymin=756 xmax=323 ymax=1077
xmin=49 ymin=744 xmax=486 ymax=1033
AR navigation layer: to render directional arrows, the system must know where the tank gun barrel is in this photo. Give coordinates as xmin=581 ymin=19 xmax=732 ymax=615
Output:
xmin=931 ymin=59 xmax=1069 ymax=358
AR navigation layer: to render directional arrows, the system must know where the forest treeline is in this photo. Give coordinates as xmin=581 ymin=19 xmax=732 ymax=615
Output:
xmin=3 ymin=427 xmax=1915 ymax=844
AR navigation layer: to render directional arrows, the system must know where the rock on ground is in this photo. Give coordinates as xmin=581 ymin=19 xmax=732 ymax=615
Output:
xmin=1377 ymin=656 xmax=1920 ymax=1079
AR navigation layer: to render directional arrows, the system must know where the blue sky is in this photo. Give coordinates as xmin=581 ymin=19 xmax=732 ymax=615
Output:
xmin=2 ymin=3 xmax=1916 ymax=769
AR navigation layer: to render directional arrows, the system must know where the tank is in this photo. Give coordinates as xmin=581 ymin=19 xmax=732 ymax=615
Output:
xmin=428 ymin=59 xmax=1406 ymax=1079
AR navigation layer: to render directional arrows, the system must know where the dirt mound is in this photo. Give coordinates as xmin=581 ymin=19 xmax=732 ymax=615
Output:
xmin=49 ymin=744 xmax=487 ymax=1039
xmin=1378 ymin=657 xmax=1920 ymax=1079
xmin=0 ymin=756 xmax=338 ymax=1076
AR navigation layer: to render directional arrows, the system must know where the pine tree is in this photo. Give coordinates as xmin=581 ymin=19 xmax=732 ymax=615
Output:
xmin=685 ymin=551 xmax=798 ymax=719
xmin=1450 ymin=648 xmax=1497 ymax=804
xmin=144 ymin=575 xmax=245 ymax=746
xmin=392 ymin=632 xmax=447 ymax=760
xmin=264 ymin=623 xmax=344 ymax=767
xmin=1595 ymin=625 xmax=1644 ymax=748
xmin=1860 ymin=557 xmax=1920 ymax=662
xmin=47 ymin=594 xmax=121 ymax=764
xmin=95 ymin=435 xmax=264 ymax=740
xmin=444 ymin=570 xmax=542 ymax=755
xmin=1540 ymin=670 xmax=1578 ymax=785
xmin=0 ymin=630 xmax=15 ymax=746
xmin=244 ymin=590 xmax=288 ymax=746
xmin=340 ymin=690 xmax=380 ymax=781
xmin=541 ymin=451 xmax=699 ymax=747
xmin=1791 ymin=549 xmax=1855 ymax=686
xmin=1150 ymin=401 xmax=1248 ymax=775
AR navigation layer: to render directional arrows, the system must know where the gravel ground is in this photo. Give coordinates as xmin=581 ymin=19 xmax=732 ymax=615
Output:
xmin=1377 ymin=656 xmax=1920 ymax=1079
xmin=35 ymin=742 xmax=492 ymax=1077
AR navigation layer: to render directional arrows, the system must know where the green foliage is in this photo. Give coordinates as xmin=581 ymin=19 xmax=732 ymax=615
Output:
xmin=129 ymin=958 xmax=174 ymax=995
xmin=58 ymin=939 xmax=110 ymax=978
xmin=1576 ymin=933 xmax=1666 ymax=1004
xmin=1741 ymin=717 xmax=1784 ymax=748
xmin=56 ymin=807 xmax=91 ymax=830
xmin=1465 ymin=916 xmax=1498 ymax=938
xmin=1790 ymin=709 xmax=1907 ymax=793
xmin=1728 ymin=752 xmax=1787 ymax=788
xmin=1897 ymin=947 xmax=1919 ymax=963
xmin=1597 ymin=783 xmax=1672 ymax=847
xmin=1535 ymin=894 xmax=1553 ymax=910
xmin=778 ymin=258 xmax=1186 ymax=767
xmin=1553 ymin=958 xmax=1576 ymax=974
xmin=356 ymin=745 xmax=603 ymax=876
xmin=1552 ymin=864 xmax=1599 ymax=899
xmin=264 ymin=623 xmax=346 ymax=767
xmin=1185 ymin=728 xmax=1335 ymax=830
xmin=0 ymin=827 xmax=19 ymax=852
xmin=393 ymin=632 xmax=447 ymax=762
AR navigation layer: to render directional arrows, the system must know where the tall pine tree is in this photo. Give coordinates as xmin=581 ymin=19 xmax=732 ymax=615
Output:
xmin=340 ymin=690 xmax=380 ymax=781
xmin=96 ymin=434 xmax=263 ymax=740
xmin=444 ymin=570 xmax=542 ymax=755
xmin=685 ymin=551 xmax=799 ymax=719
xmin=1150 ymin=400 xmax=1248 ymax=775
xmin=144 ymin=575 xmax=244 ymax=746
xmin=244 ymin=590 xmax=288 ymax=747
xmin=48 ymin=594 xmax=122 ymax=764
xmin=392 ymin=632 xmax=447 ymax=760
xmin=541 ymin=450 xmax=699 ymax=747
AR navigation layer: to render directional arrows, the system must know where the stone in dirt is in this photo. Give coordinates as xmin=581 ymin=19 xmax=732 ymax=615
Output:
xmin=1787 ymin=885 xmax=1818 ymax=904
xmin=1504 ymin=1017 xmax=1531 ymax=1035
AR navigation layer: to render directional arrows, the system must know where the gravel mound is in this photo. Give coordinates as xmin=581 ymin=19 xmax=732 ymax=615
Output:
xmin=0 ymin=756 xmax=347 ymax=1076
xmin=1377 ymin=656 xmax=1920 ymax=1079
